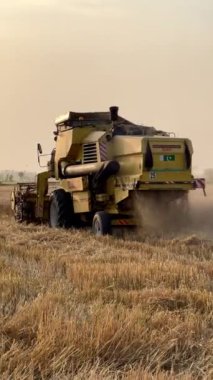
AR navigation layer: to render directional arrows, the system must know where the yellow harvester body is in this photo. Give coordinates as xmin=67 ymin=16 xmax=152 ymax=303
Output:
xmin=11 ymin=107 xmax=205 ymax=234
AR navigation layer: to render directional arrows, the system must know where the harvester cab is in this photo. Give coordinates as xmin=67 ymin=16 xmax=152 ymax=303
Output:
xmin=11 ymin=106 xmax=206 ymax=235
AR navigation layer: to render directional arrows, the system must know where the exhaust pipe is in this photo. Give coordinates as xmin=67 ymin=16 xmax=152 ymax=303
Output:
xmin=109 ymin=106 xmax=119 ymax=121
xmin=60 ymin=160 xmax=120 ymax=179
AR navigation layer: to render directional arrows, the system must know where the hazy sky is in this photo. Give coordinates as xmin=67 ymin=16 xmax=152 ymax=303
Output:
xmin=0 ymin=0 xmax=213 ymax=173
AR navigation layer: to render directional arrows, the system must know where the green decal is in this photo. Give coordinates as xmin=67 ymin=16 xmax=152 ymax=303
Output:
xmin=163 ymin=155 xmax=175 ymax=161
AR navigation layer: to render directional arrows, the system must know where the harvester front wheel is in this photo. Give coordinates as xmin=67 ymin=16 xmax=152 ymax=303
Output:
xmin=49 ymin=189 xmax=73 ymax=228
xmin=92 ymin=211 xmax=111 ymax=236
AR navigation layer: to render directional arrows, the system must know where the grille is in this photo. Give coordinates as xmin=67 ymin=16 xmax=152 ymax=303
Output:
xmin=83 ymin=143 xmax=98 ymax=163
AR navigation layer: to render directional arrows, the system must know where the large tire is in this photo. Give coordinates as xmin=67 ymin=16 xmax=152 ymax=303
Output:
xmin=92 ymin=211 xmax=111 ymax=236
xmin=49 ymin=189 xmax=73 ymax=228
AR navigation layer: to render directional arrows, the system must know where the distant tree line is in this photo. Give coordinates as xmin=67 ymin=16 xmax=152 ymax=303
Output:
xmin=0 ymin=170 xmax=36 ymax=183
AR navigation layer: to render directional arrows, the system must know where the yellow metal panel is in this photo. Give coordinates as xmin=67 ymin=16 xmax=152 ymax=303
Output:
xmin=152 ymin=153 xmax=185 ymax=171
xmin=115 ymin=171 xmax=194 ymax=191
xmin=54 ymin=127 xmax=93 ymax=178
xmin=141 ymin=171 xmax=192 ymax=182
xmin=143 ymin=137 xmax=193 ymax=173
xmin=72 ymin=191 xmax=91 ymax=213
xmin=60 ymin=177 xmax=88 ymax=191
xmin=138 ymin=183 xmax=194 ymax=191
xmin=149 ymin=138 xmax=185 ymax=152
xmin=83 ymin=131 xmax=106 ymax=143
xmin=111 ymin=136 xmax=142 ymax=156
xmin=114 ymin=188 xmax=129 ymax=204
xmin=35 ymin=171 xmax=51 ymax=218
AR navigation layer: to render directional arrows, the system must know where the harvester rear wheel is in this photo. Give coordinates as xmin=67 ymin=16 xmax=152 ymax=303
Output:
xmin=92 ymin=211 xmax=111 ymax=236
xmin=49 ymin=189 xmax=73 ymax=228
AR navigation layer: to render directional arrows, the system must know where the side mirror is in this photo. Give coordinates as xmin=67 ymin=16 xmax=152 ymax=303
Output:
xmin=36 ymin=143 xmax=51 ymax=168
xmin=37 ymin=143 xmax=43 ymax=154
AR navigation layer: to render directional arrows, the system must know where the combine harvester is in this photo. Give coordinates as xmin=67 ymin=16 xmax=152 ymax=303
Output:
xmin=11 ymin=106 xmax=205 ymax=235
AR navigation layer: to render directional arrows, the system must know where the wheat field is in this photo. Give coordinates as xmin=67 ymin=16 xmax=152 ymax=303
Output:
xmin=0 ymin=185 xmax=212 ymax=379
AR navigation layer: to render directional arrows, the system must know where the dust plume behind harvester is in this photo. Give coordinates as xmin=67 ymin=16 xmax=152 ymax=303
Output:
xmin=11 ymin=106 xmax=206 ymax=235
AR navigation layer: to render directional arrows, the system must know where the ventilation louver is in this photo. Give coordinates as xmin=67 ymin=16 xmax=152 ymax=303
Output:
xmin=83 ymin=143 xmax=98 ymax=164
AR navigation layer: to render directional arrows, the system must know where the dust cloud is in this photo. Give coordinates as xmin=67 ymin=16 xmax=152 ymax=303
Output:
xmin=188 ymin=184 xmax=213 ymax=240
xmin=134 ymin=186 xmax=213 ymax=241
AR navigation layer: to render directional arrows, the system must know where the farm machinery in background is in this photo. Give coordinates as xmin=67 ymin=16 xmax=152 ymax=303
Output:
xmin=11 ymin=106 xmax=206 ymax=235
